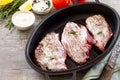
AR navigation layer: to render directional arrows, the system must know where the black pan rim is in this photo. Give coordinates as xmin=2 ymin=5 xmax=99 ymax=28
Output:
xmin=25 ymin=2 xmax=120 ymax=75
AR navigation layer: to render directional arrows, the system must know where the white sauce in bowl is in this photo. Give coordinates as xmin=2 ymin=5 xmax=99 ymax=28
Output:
xmin=12 ymin=11 xmax=35 ymax=30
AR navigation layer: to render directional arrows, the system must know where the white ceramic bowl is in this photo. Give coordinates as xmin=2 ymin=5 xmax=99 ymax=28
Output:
xmin=12 ymin=11 xmax=35 ymax=30
xmin=32 ymin=0 xmax=53 ymax=15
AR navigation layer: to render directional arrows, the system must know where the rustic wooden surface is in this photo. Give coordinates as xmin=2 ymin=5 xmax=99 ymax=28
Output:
xmin=0 ymin=0 xmax=120 ymax=80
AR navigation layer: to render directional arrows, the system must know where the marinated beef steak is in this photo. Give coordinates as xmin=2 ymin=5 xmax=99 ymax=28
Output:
xmin=86 ymin=15 xmax=113 ymax=51
xmin=35 ymin=32 xmax=67 ymax=71
xmin=61 ymin=22 xmax=93 ymax=64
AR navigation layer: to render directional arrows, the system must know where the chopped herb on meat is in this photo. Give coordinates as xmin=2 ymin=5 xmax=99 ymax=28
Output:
xmin=70 ymin=30 xmax=76 ymax=35
xmin=97 ymin=31 xmax=102 ymax=35
xmin=50 ymin=56 xmax=55 ymax=60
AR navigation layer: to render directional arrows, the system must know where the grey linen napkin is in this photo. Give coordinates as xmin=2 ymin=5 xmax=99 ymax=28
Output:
xmin=82 ymin=36 xmax=120 ymax=80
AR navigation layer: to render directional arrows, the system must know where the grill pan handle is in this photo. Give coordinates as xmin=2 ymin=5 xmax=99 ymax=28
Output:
xmin=44 ymin=71 xmax=77 ymax=80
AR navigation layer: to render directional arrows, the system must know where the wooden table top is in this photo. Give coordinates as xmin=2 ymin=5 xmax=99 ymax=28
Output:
xmin=0 ymin=0 xmax=120 ymax=80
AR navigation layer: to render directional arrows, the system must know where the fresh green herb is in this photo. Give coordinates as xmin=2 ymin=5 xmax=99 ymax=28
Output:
xmin=50 ymin=56 xmax=55 ymax=60
xmin=0 ymin=0 xmax=24 ymax=29
xmin=5 ymin=17 xmax=14 ymax=30
xmin=97 ymin=31 xmax=102 ymax=35
xmin=70 ymin=30 xmax=76 ymax=35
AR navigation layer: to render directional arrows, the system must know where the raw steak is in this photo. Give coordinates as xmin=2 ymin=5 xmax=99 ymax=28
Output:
xmin=61 ymin=22 xmax=93 ymax=64
xmin=86 ymin=14 xmax=113 ymax=51
xmin=35 ymin=32 xmax=67 ymax=71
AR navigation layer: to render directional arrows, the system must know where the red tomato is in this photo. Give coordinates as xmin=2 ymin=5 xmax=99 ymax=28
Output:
xmin=52 ymin=0 xmax=70 ymax=9
xmin=71 ymin=0 xmax=86 ymax=3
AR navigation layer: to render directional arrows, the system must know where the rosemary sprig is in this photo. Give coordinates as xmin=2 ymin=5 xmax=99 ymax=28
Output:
xmin=0 ymin=0 xmax=25 ymax=29
xmin=5 ymin=17 xmax=13 ymax=30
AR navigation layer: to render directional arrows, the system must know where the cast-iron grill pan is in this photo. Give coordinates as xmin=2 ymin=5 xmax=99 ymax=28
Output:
xmin=25 ymin=1 xmax=120 ymax=80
